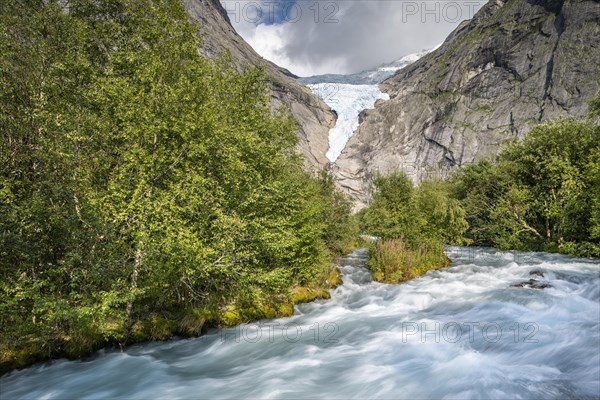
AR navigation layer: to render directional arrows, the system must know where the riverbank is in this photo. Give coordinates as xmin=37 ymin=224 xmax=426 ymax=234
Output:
xmin=2 ymin=247 xmax=598 ymax=399
xmin=0 ymin=265 xmax=342 ymax=376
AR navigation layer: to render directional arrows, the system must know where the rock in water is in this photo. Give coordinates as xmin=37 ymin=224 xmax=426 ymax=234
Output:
xmin=511 ymin=279 xmax=553 ymax=289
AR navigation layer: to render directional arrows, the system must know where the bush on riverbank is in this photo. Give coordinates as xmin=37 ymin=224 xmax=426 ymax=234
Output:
xmin=450 ymin=110 xmax=600 ymax=257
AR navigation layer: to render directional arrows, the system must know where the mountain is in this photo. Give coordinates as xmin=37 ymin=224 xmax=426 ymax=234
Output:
xmin=183 ymin=0 xmax=336 ymax=170
xmin=298 ymin=49 xmax=433 ymax=85
xmin=334 ymin=0 xmax=600 ymax=207
xmin=299 ymin=50 xmax=432 ymax=163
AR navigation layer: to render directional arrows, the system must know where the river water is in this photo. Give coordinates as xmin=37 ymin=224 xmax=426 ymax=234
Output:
xmin=1 ymin=247 xmax=599 ymax=399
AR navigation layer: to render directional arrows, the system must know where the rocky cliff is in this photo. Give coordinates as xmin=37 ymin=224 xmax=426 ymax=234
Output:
xmin=334 ymin=0 xmax=600 ymax=207
xmin=184 ymin=0 xmax=336 ymax=170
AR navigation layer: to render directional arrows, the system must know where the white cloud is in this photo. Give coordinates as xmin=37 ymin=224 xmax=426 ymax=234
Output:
xmin=222 ymin=0 xmax=486 ymax=77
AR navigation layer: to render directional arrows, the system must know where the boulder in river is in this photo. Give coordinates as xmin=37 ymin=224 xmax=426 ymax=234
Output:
xmin=511 ymin=278 xmax=552 ymax=290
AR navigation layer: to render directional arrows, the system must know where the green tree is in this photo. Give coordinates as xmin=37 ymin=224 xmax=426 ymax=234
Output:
xmin=360 ymin=172 xmax=467 ymax=244
xmin=0 ymin=0 xmax=356 ymax=372
xmin=451 ymin=118 xmax=600 ymax=255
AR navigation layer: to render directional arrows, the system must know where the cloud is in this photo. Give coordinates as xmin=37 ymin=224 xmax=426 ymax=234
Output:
xmin=221 ymin=0 xmax=486 ymax=77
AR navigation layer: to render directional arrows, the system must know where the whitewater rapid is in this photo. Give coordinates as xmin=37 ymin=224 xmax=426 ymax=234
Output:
xmin=2 ymin=248 xmax=599 ymax=399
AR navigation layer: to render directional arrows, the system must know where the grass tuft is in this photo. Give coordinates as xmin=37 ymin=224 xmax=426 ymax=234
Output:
xmin=368 ymin=238 xmax=450 ymax=283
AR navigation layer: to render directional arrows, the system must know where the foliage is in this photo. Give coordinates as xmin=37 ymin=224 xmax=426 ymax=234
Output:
xmin=359 ymin=172 xmax=467 ymax=283
xmin=315 ymin=169 xmax=359 ymax=255
xmin=589 ymin=94 xmax=600 ymax=118
xmin=368 ymin=239 xmax=450 ymax=284
xmin=450 ymin=118 xmax=600 ymax=256
xmin=0 ymin=0 xmax=355 ymax=373
xmin=360 ymin=172 xmax=468 ymax=245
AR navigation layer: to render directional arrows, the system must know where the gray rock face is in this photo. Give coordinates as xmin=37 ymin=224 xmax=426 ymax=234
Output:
xmin=334 ymin=0 xmax=600 ymax=208
xmin=184 ymin=0 xmax=335 ymax=171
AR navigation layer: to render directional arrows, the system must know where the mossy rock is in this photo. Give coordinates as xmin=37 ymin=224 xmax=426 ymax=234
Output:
xmin=220 ymin=309 xmax=243 ymax=326
xmin=276 ymin=302 xmax=294 ymax=317
xmin=178 ymin=308 xmax=213 ymax=336
xmin=290 ymin=287 xmax=318 ymax=304
xmin=219 ymin=302 xmax=291 ymax=327
xmin=290 ymin=287 xmax=331 ymax=304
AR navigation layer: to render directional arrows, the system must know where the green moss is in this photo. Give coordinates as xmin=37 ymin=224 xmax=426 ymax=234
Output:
xmin=290 ymin=287 xmax=331 ymax=304
xmin=219 ymin=300 xmax=295 ymax=327
xmin=147 ymin=315 xmax=177 ymax=340
xmin=458 ymin=122 xmax=476 ymax=130
xmin=178 ymin=308 xmax=212 ymax=336
xmin=290 ymin=287 xmax=317 ymax=304
xmin=276 ymin=302 xmax=294 ymax=317
xmin=474 ymin=104 xmax=494 ymax=113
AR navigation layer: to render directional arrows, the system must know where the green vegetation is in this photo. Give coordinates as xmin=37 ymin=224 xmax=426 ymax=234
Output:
xmin=368 ymin=239 xmax=450 ymax=283
xmin=451 ymin=115 xmax=600 ymax=257
xmin=590 ymin=94 xmax=600 ymax=118
xmin=358 ymin=172 xmax=467 ymax=283
xmin=0 ymin=0 xmax=356 ymax=373
xmin=474 ymin=104 xmax=494 ymax=113
xmin=361 ymin=96 xmax=600 ymax=279
xmin=359 ymin=173 xmax=468 ymax=246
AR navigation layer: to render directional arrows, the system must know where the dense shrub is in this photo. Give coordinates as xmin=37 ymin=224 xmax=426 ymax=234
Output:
xmin=368 ymin=239 xmax=450 ymax=283
xmin=0 ymin=0 xmax=355 ymax=372
xmin=450 ymin=115 xmax=600 ymax=257
xmin=359 ymin=172 xmax=466 ymax=282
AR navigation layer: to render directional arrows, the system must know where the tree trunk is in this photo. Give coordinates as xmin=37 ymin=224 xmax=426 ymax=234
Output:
xmin=126 ymin=240 xmax=143 ymax=321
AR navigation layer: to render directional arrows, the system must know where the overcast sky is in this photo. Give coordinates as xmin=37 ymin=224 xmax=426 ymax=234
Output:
xmin=221 ymin=0 xmax=487 ymax=77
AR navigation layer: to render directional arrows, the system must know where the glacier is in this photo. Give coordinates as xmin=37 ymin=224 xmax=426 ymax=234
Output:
xmin=308 ymin=84 xmax=389 ymax=162
xmin=302 ymin=49 xmax=434 ymax=163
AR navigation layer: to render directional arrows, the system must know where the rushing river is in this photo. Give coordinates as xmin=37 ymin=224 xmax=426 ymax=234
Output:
xmin=2 ymin=247 xmax=599 ymax=399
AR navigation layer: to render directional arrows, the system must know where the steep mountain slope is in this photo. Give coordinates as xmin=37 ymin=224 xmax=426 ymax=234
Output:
xmin=298 ymin=49 xmax=434 ymax=85
xmin=184 ymin=0 xmax=336 ymax=170
xmin=300 ymin=50 xmax=432 ymax=163
xmin=334 ymin=0 xmax=600 ymax=207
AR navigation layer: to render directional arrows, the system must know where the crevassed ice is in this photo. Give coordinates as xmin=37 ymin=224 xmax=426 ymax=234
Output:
xmin=305 ymin=49 xmax=435 ymax=163
xmin=308 ymin=83 xmax=389 ymax=162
